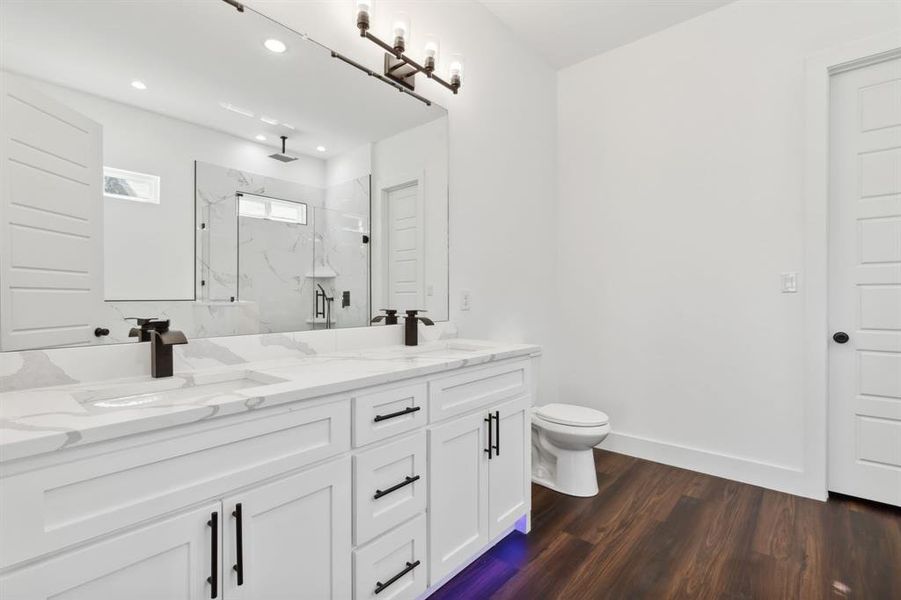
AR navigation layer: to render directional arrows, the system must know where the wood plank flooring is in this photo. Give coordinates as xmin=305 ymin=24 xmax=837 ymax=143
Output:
xmin=431 ymin=450 xmax=901 ymax=600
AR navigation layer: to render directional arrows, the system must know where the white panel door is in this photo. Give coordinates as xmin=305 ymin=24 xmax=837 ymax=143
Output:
xmin=222 ymin=457 xmax=352 ymax=600
xmin=0 ymin=73 xmax=103 ymax=350
xmin=0 ymin=503 xmax=220 ymax=600
xmin=427 ymin=411 xmax=489 ymax=584
xmin=488 ymin=397 xmax=530 ymax=538
xmin=828 ymin=56 xmax=901 ymax=506
xmin=386 ymin=182 xmax=424 ymax=312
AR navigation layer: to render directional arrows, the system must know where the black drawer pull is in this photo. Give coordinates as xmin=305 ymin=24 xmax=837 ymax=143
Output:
xmin=494 ymin=410 xmax=500 ymax=456
xmin=374 ymin=405 xmax=421 ymax=422
xmin=232 ymin=503 xmax=244 ymax=586
xmin=374 ymin=475 xmax=420 ymax=500
xmin=374 ymin=560 xmax=421 ymax=595
xmin=207 ymin=511 xmax=218 ymax=599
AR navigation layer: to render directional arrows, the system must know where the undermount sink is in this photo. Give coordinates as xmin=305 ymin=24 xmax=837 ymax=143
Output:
xmin=73 ymin=370 xmax=287 ymax=408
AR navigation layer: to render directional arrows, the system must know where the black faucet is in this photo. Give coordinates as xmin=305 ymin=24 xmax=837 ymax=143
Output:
xmin=127 ymin=318 xmax=188 ymax=378
xmin=371 ymin=309 xmax=400 ymax=325
xmin=404 ymin=310 xmax=434 ymax=346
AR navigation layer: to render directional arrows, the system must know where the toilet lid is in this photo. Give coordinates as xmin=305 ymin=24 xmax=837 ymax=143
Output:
xmin=535 ymin=403 xmax=609 ymax=427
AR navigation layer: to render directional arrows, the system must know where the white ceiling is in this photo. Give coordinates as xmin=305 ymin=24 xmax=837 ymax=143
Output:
xmin=0 ymin=1 xmax=446 ymax=160
xmin=478 ymin=0 xmax=733 ymax=69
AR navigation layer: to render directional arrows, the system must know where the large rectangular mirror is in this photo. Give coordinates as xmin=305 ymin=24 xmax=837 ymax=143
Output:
xmin=0 ymin=0 xmax=448 ymax=350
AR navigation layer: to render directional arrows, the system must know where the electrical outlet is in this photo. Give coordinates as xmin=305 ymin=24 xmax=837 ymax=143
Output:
xmin=460 ymin=290 xmax=472 ymax=311
xmin=780 ymin=272 xmax=798 ymax=293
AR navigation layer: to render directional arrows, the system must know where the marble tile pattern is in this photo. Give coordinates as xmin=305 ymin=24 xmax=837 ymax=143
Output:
xmin=0 ymin=328 xmax=539 ymax=464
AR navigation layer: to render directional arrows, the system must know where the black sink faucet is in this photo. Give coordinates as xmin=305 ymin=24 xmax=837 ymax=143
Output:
xmin=404 ymin=310 xmax=434 ymax=346
xmin=371 ymin=309 xmax=400 ymax=325
xmin=127 ymin=318 xmax=188 ymax=378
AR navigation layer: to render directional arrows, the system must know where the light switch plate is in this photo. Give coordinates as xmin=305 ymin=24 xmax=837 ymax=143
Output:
xmin=780 ymin=272 xmax=798 ymax=293
xmin=460 ymin=290 xmax=472 ymax=311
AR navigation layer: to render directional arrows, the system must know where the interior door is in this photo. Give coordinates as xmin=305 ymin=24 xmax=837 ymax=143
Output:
xmin=427 ymin=411 xmax=489 ymax=585
xmin=0 ymin=73 xmax=103 ymax=350
xmin=828 ymin=55 xmax=901 ymax=507
xmin=488 ymin=397 xmax=530 ymax=538
xmin=386 ymin=181 xmax=424 ymax=312
xmin=0 ymin=503 xmax=220 ymax=600
xmin=222 ymin=457 xmax=351 ymax=600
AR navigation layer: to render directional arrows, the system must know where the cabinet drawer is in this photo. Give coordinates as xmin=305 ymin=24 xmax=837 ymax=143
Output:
xmin=353 ymin=382 xmax=428 ymax=447
xmin=354 ymin=431 xmax=427 ymax=545
xmin=354 ymin=514 xmax=427 ymax=600
xmin=429 ymin=359 xmax=530 ymax=423
xmin=0 ymin=399 xmax=350 ymax=569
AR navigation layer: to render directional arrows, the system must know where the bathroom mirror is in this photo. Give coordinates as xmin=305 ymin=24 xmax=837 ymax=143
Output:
xmin=0 ymin=0 xmax=448 ymax=351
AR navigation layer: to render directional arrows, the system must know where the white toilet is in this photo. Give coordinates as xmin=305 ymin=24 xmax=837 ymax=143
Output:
xmin=531 ymin=403 xmax=610 ymax=497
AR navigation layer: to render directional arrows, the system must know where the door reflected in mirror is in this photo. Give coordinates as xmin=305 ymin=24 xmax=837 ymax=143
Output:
xmin=0 ymin=0 xmax=448 ymax=351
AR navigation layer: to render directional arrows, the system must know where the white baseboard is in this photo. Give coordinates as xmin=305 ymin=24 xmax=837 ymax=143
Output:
xmin=599 ymin=432 xmax=827 ymax=501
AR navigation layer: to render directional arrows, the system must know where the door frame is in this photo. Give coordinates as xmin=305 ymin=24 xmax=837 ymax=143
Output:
xmin=802 ymin=30 xmax=901 ymax=501
xmin=372 ymin=171 xmax=427 ymax=313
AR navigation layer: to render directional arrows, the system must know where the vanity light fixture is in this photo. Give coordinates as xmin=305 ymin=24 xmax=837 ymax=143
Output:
xmin=353 ymin=0 xmax=463 ymax=94
xmin=130 ymin=80 xmax=147 ymax=90
xmin=264 ymin=38 xmax=287 ymax=53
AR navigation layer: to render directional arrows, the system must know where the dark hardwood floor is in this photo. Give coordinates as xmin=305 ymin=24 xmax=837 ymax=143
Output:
xmin=431 ymin=450 xmax=901 ymax=600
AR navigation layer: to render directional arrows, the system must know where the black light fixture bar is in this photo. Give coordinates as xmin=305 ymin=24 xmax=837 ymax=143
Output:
xmin=359 ymin=29 xmax=460 ymax=95
xmin=330 ymin=51 xmax=433 ymax=107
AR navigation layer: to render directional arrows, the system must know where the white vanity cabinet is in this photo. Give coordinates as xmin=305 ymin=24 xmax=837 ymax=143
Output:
xmin=0 ymin=502 xmax=220 ymax=600
xmin=0 ymin=353 xmax=536 ymax=600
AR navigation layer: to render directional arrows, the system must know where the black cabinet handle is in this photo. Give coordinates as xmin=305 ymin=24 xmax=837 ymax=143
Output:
xmin=232 ymin=503 xmax=244 ymax=586
xmin=484 ymin=413 xmax=494 ymax=459
xmin=374 ymin=405 xmax=421 ymax=422
xmin=833 ymin=331 xmax=850 ymax=344
xmin=374 ymin=475 xmax=420 ymax=500
xmin=374 ymin=560 xmax=421 ymax=595
xmin=207 ymin=511 xmax=218 ymax=599
xmin=493 ymin=410 xmax=500 ymax=456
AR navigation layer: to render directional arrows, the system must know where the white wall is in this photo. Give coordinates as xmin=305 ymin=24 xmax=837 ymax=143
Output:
xmin=556 ymin=0 xmax=901 ymax=499
xmin=253 ymin=0 xmax=560 ymax=403
xmin=371 ymin=117 xmax=449 ymax=319
xmin=21 ymin=75 xmax=325 ymax=300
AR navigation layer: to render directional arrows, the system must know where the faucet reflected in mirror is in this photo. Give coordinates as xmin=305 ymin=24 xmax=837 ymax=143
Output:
xmin=127 ymin=318 xmax=188 ymax=378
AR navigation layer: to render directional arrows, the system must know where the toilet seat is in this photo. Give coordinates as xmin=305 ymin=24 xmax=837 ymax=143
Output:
xmin=534 ymin=403 xmax=609 ymax=428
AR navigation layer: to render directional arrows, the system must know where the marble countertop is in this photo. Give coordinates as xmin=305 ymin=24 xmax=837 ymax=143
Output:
xmin=0 ymin=339 xmax=539 ymax=464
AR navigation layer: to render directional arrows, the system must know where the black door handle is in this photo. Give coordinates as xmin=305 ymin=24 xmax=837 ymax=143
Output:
xmin=484 ymin=413 xmax=494 ymax=459
xmin=207 ymin=511 xmax=218 ymax=599
xmin=493 ymin=410 xmax=500 ymax=456
xmin=232 ymin=503 xmax=244 ymax=586
xmin=833 ymin=331 xmax=850 ymax=344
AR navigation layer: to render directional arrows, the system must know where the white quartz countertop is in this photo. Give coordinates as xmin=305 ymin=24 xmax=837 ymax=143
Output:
xmin=0 ymin=339 xmax=539 ymax=464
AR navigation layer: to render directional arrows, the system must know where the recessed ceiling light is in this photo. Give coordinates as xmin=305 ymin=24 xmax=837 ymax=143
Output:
xmin=264 ymin=39 xmax=287 ymax=53
xmin=255 ymin=134 xmax=267 ymax=141
xmin=316 ymin=145 xmax=326 ymax=152
xmin=131 ymin=80 xmax=147 ymax=90
xmin=219 ymin=102 xmax=254 ymax=117
xmin=260 ymin=116 xmax=279 ymax=125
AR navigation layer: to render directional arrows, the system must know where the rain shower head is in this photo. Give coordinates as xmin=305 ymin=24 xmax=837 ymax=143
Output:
xmin=269 ymin=135 xmax=297 ymax=162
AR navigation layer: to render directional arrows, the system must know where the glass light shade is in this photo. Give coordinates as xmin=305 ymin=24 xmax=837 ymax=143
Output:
xmin=355 ymin=0 xmax=372 ymax=28
xmin=448 ymin=53 xmax=464 ymax=85
xmin=392 ymin=12 xmax=410 ymax=44
xmin=423 ymin=35 xmax=440 ymax=71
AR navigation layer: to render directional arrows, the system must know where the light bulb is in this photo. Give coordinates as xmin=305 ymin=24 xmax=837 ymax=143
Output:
xmin=423 ymin=35 xmax=440 ymax=72
xmin=449 ymin=54 xmax=464 ymax=90
xmin=355 ymin=0 xmax=372 ymax=31
xmin=392 ymin=12 xmax=410 ymax=53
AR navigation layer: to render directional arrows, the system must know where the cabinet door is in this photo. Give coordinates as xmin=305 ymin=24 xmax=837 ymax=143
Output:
xmin=222 ymin=457 xmax=351 ymax=600
xmin=0 ymin=503 xmax=221 ymax=600
xmin=488 ymin=396 xmax=530 ymax=538
xmin=427 ymin=411 xmax=489 ymax=584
